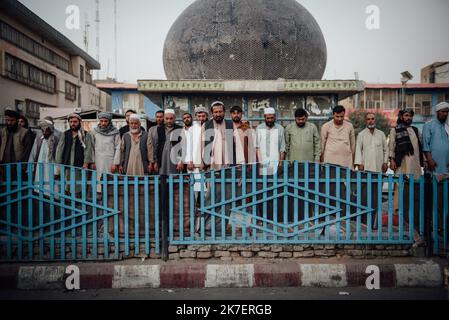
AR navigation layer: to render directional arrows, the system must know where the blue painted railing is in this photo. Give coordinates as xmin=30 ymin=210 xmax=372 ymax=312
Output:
xmin=0 ymin=162 xmax=159 ymax=261
xmin=0 ymin=161 xmax=447 ymax=261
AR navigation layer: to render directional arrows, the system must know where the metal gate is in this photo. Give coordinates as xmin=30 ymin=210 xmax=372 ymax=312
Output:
xmin=1 ymin=161 xmax=448 ymax=261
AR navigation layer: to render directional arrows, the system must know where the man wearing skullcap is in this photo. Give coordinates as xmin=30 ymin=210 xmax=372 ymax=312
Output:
xmin=120 ymin=113 xmax=152 ymax=175
xmin=0 ymin=109 xmax=32 ymax=165
xmin=153 ymin=109 xmax=184 ymax=175
xmin=89 ymin=112 xmax=121 ymax=179
xmin=423 ymin=102 xmax=449 ymax=174
xmin=119 ymin=109 xmax=146 ymax=138
xmin=194 ymin=106 xmax=209 ymax=125
xmin=255 ymin=107 xmax=286 ymax=174
xmin=43 ymin=116 xmax=62 ymax=139
xmin=255 ymin=107 xmax=286 ymax=224
xmin=55 ymin=113 xmax=93 ymax=193
xmin=389 ymin=108 xmax=424 ymax=238
xmin=389 ymin=108 xmax=423 ymax=177
xmin=202 ymin=101 xmax=245 ymax=170
xmin=28 ymin=119 xmax=59 ymax=189
xmin=201 ymin=101 xmax=245 ymax=235
xmin=320 ymin=105 xmax=356 ymax=169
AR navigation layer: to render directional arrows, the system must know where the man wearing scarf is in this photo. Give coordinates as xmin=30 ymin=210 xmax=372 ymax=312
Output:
xmin=28 ymin=120 xmax=59 ymax=184
xmin=389 ymin=108 xmax=424 ymax=245
xmin=389 ymin=108 xmax=423 ymax=177
xmin=89 ymin=112 xmax=121 ymax=176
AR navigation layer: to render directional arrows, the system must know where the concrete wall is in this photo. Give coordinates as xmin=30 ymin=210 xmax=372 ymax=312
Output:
xmin=435 ymin=63 xmax=449 ymax=83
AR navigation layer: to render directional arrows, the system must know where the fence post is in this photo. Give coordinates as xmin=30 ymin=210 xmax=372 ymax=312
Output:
xmin=160 ymin=175 xmax=169 ymax=261
xmin=424 ymin=173 xmax=433 ymax=257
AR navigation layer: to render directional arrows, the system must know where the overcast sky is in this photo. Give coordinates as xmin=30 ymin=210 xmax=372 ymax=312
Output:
xmin=19 ymin=0 xmax=449 ymax=84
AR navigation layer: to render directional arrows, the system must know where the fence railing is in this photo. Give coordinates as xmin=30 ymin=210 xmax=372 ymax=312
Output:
xmin=0 ymin=161 xmax=447 ymax=261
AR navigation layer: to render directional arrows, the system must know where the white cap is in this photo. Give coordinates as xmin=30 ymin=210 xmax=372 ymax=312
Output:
xmin=435 ymin=101 xmax=449 ymax=112
xmin=164 ymin=109 xmax=175 ymax=115
xmin=264 ymin=107 xmax=275 ymax=115
xmin=211 ymin=101 xmax=224 ymax=108
xmin=129 ymin=114 xmax=140 ymax=121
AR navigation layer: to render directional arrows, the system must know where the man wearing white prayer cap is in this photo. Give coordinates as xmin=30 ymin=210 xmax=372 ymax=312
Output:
xmin=255 ymin=106 xmax=286 ymax=173
xmin=423 ymin=101 xmax=449 ymax=174
xmin=119 ymin=112 xmax=152 ymax=176
xmin=119 ymin=109 xmax=146 ymax=138
xmin=28 ymin=119 xmax=60 ymax=192
xmin=153 ymin=108 xmax=183 ymax=175
xmin=255 ymin=106 xmax=286 ymax=222
xmin=264 ymin=107 xmax=276 ymax=115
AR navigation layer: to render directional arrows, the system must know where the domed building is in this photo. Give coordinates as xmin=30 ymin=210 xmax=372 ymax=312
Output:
xmin=139 ymin=0 xmax=363 ymax=126
xmin=163 ymin=0 xmax=327 ymax=81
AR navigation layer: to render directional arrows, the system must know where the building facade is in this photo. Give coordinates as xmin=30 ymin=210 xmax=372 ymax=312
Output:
xmin=0 ymin=0 xmax=110 ymax=127
xmin=138 ymin=79 xmax=364 ymax=128
xmin=421 ymin=62 xmax=449 ymax=84
xmin=96 ymin=82 xmax=161 ymax=118
xmin=339 ymin=83 xmax=449 ymax=130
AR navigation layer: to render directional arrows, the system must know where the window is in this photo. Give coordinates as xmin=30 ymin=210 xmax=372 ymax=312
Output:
xmin=5 ymin=53 xmax=56 ymax=93
xmin=414 ymin=94 xmax=432 ymax=115
xmin=80 ymin=65 xmax=84 ymax=82
xmin=65 ymin=81 xmax=77 ymax=101
xmin=0 ymin=20 xmax=70 ymax=73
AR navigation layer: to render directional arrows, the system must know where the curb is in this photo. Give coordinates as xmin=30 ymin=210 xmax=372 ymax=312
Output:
xmin=0 ymin=262 xmax=444 ymax=290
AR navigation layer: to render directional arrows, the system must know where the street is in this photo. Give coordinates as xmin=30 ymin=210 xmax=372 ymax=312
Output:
xmin=1 ymin=287 xmax=447 ymax=300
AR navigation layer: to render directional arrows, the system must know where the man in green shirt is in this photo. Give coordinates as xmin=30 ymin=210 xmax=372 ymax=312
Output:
xmin=285 ymin=108 xmax=321 ymax=163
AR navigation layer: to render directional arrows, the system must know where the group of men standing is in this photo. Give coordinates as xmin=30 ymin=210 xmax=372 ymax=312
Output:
xmin=1 ymin=101 xmax=448 ymax=186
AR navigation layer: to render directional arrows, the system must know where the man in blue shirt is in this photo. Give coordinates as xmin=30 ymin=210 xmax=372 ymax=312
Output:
xmin=423 ymin=102 xmax=449 ymax=175
xmin=422 ymin=101 xmax=449 ymax=242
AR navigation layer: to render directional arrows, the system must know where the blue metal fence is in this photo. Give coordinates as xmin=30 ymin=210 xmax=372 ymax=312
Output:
xmin=0 ymin=162 xmax=160 ymax=261
xmin=0 ymin=161 xmax=448 ymax=261
xmin=169 ymin=162 xmax=427 ymax=245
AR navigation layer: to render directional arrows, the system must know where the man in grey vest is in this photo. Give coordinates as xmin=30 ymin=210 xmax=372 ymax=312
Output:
xmin=201 ymin=101 xmax=245 ymax=236
xmin=119 ymin=114 xmax=152 ymax=175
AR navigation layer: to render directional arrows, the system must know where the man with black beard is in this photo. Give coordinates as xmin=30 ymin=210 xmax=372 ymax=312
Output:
xmin=55 ymin=113 xmax=93 ymax=194
xmin=201 ymin=101 xmax=244 ymax=170
xmin=148 ymin=110 xmax=165 ymax=173
xmin=17 ymin=115 xmax=36 ymax=161
xmin=0 ymin=109 xmax=31 ymax=165
xmin=389 ymin=108 xmax=423 ymax=177
xmin=255 ymin=107 xmax=286 ymax=228
xmin=201 ymin=101 xmax=245 ymax=236
xmin=285 ymin=108 xmax=320 ymax=163
xmin=389 ymin=108 xmax=424 ymax=245
xmin=231 ymin=105 xmax=255 ymax=164
xmin=255 ymin=107 xmax=286 ymax=173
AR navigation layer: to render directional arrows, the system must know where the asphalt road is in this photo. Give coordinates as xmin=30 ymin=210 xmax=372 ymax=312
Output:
xmin=1 ymin=287 xmax=447 ymax=300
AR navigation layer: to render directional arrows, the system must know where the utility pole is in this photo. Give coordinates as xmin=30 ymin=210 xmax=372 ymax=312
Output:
xmin=83 ymin=13 xmax=90 ymax=53
xmin=95 ymin=0 xmax=100 ymax=80
xmin=114 ymin=0 xmax=118 ymax=81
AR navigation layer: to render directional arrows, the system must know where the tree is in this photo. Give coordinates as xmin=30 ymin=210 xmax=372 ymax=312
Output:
xmin=348 ymin=109 xmax=391 ymax=137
